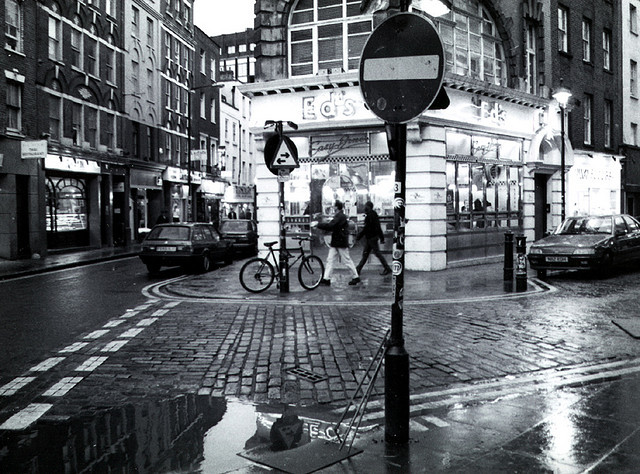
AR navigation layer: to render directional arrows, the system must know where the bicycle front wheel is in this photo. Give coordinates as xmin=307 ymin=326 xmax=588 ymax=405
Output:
xmin=298 ymin=255 xmax=325 ymax=290
xmin=240 ymin=258 xmax=275 ymax=293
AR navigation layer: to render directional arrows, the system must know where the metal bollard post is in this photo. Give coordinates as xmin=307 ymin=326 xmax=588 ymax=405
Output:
xmin=515 ymin=235 xmax=527 ymax=292
xmin=504 ymin=231 xmax=514 ymax=292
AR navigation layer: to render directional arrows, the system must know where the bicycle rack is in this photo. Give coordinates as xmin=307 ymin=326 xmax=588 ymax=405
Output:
xmin=334 ymin=328 xmax=390 ymax=452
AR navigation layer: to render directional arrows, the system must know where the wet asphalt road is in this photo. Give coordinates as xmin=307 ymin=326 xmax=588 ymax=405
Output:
xmin=1 ymin=258 xmax=640 ymax=472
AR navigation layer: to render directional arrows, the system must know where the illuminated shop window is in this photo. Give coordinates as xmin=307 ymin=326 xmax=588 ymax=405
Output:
xmin=289 ymin=0 xmax=373 ymax=77
xmin=46 ymin=178 xmax=88 ymax=233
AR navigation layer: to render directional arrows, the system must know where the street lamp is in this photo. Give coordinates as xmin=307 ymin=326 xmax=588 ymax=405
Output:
xmin=552 ymin=85 xmax=572 ymax=222
xmin=187 ymin=81 xmax=223 ymax=222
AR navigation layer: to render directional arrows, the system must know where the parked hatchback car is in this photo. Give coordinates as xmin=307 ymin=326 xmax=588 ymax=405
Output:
xmin=139 ymin=223 xmax=233 ymax=274
xmin=527 ymin=214 xmax=640 ymax=275
xmin=219 ymin=219 xmax=258 ymax=255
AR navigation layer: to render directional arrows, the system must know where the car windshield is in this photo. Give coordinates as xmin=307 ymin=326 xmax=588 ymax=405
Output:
xmin=147 ymin=226 xmax=191 ymax=240
xmin=557 ymin=217 xmax=612 ymax=235
xmin=221 ymin=221 xmax=250 ymax=232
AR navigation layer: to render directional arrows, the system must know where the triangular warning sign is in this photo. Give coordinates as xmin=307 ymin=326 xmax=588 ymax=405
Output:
xmin=269 ymin=138 xmax=299 ymax=169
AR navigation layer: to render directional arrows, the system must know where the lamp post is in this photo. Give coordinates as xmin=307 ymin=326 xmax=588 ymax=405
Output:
xmin=187 ymin=81 xmax=223 ymax=222
xmin=552 ymin=86 xmax=572 ymax=222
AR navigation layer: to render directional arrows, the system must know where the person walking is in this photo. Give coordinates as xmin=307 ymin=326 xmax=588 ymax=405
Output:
xmin=313 ymin=200 xmax=360 ymax=286
xmin=355 ymin=201 xmax=392 ymax=276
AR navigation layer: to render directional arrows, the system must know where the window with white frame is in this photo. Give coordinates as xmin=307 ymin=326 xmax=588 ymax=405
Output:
xmin=604 ymin=99 xmax=612 ymax=148
xmin=71 ymin=18 xmax=83 ymax=68
xmin=582 ymin=18 xmax=591 ymax=62
xmin=105 ymin=40 xmax=116 ymax=83
xmin=132 ymin=57 xmax=140 ymax=93
xmin=227 ymin=45 xmax=235 ymax=54
xmin=147 ymin=68 xmax=154 ymax=100
xmin=49 ymin=95 xmax=61 ymax=141
xmin=558 ymin=6 xmax=568 ymax=52
xmin=164 ymin=32 xmax=170 ymax=59
xmin=583 ymin=93 xmax=592 ymax=145
xmin=72 ymin=102 xmax=82 ymax=145
xmin=210 ymin=98 xmax=216 ymax=123
xmin=85 ymin=106 xmax=98 ymax=148
xmin=632 ymin=60 xmax=638 ymax=97
xmin=200 ymin=49 xmax=206 ymax=74
xmin=289 ymin=0 xmax=373 ymax=77
xmin=5 ymin=0 xmax=23 ymax=52
xmin=632 ymin=123 xmax=638 ymax=147
xmin=210 ymin=58 xmax=216 ymax=80
xmin=48 ymin=14 xmax=62 ymax=60
xmin=200 ymin=92 xmax=206 ymax=118
xmin=106 ymin=0 xmax=114 ymax=17
xmin=632 ymin=4 xmax=638 ymax=35
xmin=225 ymin=118 xmax=229 ymax=141
xmin=436 ymin=2 xmax=507 ymax=86
xmin=101 ymin=105 xmax=116 ymax=149
xmin=232 ymin=122 xmax=237 ymax=143
xmin=603 ymin=29 xmax=611 ymax=71
xmin=239 ymin=44 xmax=247 ymax=53
xmin=85 ymin=28 xmax=98 ymax=76
xmin=6 ymin=81 xmax=21 ymax=131
xmin=132 ymin=6 xmax=140 ymax=36
xmin=147 ymin=18 xmax=154 ymax=45
xmin=525 ymin=23 xmax=537 ymax=94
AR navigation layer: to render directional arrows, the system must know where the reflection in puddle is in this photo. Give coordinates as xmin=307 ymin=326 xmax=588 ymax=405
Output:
xmin=0 ymin=394 xmax=225 ymax=473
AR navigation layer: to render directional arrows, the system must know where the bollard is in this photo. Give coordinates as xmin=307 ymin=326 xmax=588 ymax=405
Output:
xmin=504 ymin=231 xmax=514 ymax=282
xmin=515 ymin=235 xmax=527 ymax=292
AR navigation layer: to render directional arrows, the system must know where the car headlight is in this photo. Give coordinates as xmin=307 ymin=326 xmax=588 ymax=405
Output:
xmin=529 ymin=247 xmax=542 ymax=254
xmin=573 ymin=248 xmax=596 ymax=255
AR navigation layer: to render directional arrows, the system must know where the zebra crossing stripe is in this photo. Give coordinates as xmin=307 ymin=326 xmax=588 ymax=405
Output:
xmin=42 ymin=377 xmax=84 ymax=397
xmin=74 ymin=356 xmax=108 ymax=372
xmin=0 ymin=403 xmax=53 ymax=430
xmin=29 ymin=357 xmax=65 ymax=372
xmin=0 ymin=377 xmax=36 ymax=396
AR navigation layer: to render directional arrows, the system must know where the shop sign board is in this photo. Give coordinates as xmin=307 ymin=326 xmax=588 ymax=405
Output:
xmin=359 ymin=12 xmax=445 ymax=124
xmin=45 ymin=154 xmax=101 ymax=174
xmin=264 ymin=134 xmax=299 ymax=175
xmin=310 ymin=133 xmax=369 ymax=161
xmin=21 ymin=140 xmax=48 ymax=160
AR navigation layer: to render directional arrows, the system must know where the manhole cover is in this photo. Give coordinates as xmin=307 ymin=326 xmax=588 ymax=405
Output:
xmin=286 ymin=367 xmax=327 ymax=383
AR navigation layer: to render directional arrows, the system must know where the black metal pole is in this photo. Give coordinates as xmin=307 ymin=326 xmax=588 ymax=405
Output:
xmin=515 ymin=235 xmax=527 ymax=292
xmin=276 ymin=122 xmax=289 ymax=293
xmin=504 ymin=231 xmax=514 ymax=292
xmin=560 ymin=105 xmax=566 ymax=223
xmin=385 ymin=122 xmax=409 ymax=445
xmin=187 ymin=88 xmax=192 ymax=222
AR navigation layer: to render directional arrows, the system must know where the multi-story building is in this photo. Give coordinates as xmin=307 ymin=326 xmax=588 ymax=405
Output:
xmin=243 ymin=0 xmax=562 ymax=269
xmin=621 ymin=0 xmax=640 ymax=217
xmin=212 ymin=29 xmax=257 ymax=84
xmin=1 ymin=1 xmax=41 ymax=260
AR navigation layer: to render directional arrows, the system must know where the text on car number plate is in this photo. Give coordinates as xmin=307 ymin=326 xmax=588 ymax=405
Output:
xmin=158 ymin=246 xmax=176 ymax=252
xmin=546 ymin=256 xmax=568 ymax=262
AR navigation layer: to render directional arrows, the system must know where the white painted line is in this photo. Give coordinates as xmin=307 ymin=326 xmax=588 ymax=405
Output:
xmin=151 ymin=309 xmax=169 ymax=317
xmin=0 ymin=377 xmax=36 ymax=396
xmin=0 ymin=403 xmax=53 ymax=430
xmin=101 ymin=340 xmax=129 ymax=352
xmin=59 ymin=342 xmax=89 ymax=353
xmin=120 ymin=310 xmax=139 ymax=319
xmin=135 ymin=303 xmax=152 ymax=311
xmin=103 ymin=320 xmax=124 ymax=328
xmin=137 ymin=318 xmax=157 ymax=327
xmin=410 ymin=420 xmax=430 ymax=432
xmin=363 ymin=55 xmax=440 ymax=81
xmin=423 ymin=416 xmax=449 ymax=428
xmin=164 ymin=301 xmax=181 ymax=308
xmin=42 ymin=376 xmax=84 ymax=397
xmin=120 ymin=328 xmax=144 ymax=338
xmin=74 ymin=356 xmax=108 ymax=372
xmin=29 ymin=357 xmax=65 ymax=372
xmin=84 ymin=329 xmax=110 ymax=340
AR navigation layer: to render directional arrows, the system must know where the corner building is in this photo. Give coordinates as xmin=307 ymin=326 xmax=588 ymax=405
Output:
xmin=243 ymin=0 xmax=568 ymax=270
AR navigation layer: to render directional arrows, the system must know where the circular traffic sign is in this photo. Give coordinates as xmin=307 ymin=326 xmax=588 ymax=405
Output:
xmin=264 ymin=134 xmax=299 ymax=176
xmin=359 ymin=13 xmax=445 ymax=124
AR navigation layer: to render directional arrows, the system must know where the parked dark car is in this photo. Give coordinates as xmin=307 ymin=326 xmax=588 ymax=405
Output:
xmin=219 ymin=219 xmax=258 ymax=255
xmin=139 ymin=223 xmax=233 ymax=273
xmin=527 ymin=214 xmax=640 ymax=276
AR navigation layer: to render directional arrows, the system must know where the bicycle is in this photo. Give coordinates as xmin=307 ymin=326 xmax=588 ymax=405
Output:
xmin=239 ymin=236 xmax=325 ymax=293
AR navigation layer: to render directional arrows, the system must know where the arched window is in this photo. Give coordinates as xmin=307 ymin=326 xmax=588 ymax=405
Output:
xmin=289 ymin=0 xmax=372 ymax=77
xmin=46 ymin=178 xmax=88 ymax=233
xmin=432 ymin=1 xmax=507 ymax=86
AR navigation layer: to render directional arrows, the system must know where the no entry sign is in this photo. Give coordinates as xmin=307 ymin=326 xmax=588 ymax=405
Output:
xmin=359 ymin=13 xmax=445 ymax=124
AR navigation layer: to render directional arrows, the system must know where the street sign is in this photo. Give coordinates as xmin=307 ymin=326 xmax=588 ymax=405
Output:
xmin=359 ymin=12 xmax=445 ymax=124
xmin=264 ymin=134 xmax=299 ymax=175
xmin=277 ymin=169 xmax=291 ymax=182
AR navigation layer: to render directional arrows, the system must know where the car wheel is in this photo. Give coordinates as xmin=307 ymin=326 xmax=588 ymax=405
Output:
xmin=146 ymin=262 xmax=161 ymax=274
xmin=599 ymin=252 xmax=613 ymax=275
xmin=200 ymin=253 xmax=212 ymax=273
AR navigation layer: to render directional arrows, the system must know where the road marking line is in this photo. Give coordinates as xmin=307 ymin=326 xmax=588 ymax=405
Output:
xmin=120 ymin=328 xmax=144 ymax=338
xmin=59 ymin=342 xmax=89 ymax=353
xmin=42 ymin=377 xmax=84 ymax=397
xmin=84 ymin=329 xmax=110 ymax=340
xmin=101 ymin=340 xmax=129 ymax=352
xmin=0 ymin=403 xmax=53 ymax=430
xmin=0 ymin=377 xmax=36 ymax=396
xmin=423 ymin=416 xmax=450 ymax=427
xmin=29 ymin=357 xmax=65 ymax=372
xmin=137 ymin=318 xmax=157 ymax=327
xmin=152 ymin=309 xmax=169 ymax=317
xmin=134 ymin=303 xmax=153 ymax=311
xmin=410 ymin=419 xmax=430 ymax=432
xmin=74 ymin=356 xmax=108 ymax=372
xmin=103 ymin=320 xmax=124 ymax=328
xmin=121 ymin=310 xmax=139 ymax=319
xmin=164 ymin=301 xmax=181 ymax=308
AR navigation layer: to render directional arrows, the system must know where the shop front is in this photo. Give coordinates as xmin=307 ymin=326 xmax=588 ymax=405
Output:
xmin=45 ymin=154 xmax=101 ymax=250
xmin=198 ymin=178 xmax=226 ymax=226
xmin=163 ymin=166 xmax=188 ymax=222
xmin=223 ymin=185 xmax=255 ymax=220
xmin=130 ymin=168 xmax=163 ymax=241
xmin=567 ymin=152 xmax=622 ymax=217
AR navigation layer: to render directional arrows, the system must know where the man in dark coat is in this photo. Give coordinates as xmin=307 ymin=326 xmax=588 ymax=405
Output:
xmin=314 ymin=200 xmax=360 ymax=286
xmin=356 ymin=201 xmax=392 ymax=276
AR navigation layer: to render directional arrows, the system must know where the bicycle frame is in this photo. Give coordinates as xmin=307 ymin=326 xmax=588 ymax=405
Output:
xmin=264 ymin=237 xmax=311 ymax=279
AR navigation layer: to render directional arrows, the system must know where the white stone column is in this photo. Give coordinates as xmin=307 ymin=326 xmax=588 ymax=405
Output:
xmin=254 ymin=135 xmax=280 ymax=258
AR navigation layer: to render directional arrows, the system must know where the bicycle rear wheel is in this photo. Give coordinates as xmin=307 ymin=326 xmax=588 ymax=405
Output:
xmin=298 ymin=255 xmax=324 ymax=290
xmin=240 ymin=258 xmax=275 ymax=293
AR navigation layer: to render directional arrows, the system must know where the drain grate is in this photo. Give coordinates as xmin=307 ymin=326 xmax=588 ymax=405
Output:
xmin=286 ymin=367 xmax=327 ymax=383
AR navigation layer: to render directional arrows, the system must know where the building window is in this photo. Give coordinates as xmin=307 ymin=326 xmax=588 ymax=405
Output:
xmin=632 ymin=4 xmax=638 ymax=35
xmin=85 ymin=107 xmax=98 ymax=148
xmin=210 ymin=58 xmax=216 ymax=80
xmin=72 ymin=102 xmax=82 ymax=145
xmin=632 ymin=60 xmax=638 ymax=97
xmin=558 ymin=6 xmax=569 ymax=52
xmin=632 ymin=123 xmax=638 ymax=147
xmin=289 ymin=0 xmax=373 ymax=77
xmin=48 ymin=95 xmax=61 ymax=140
xmin=146 ymin=126 xmax=153 ymax=160
xmin=436 ymin=3 xmax=507 ymax=86
xmin=6 ymin=82 xmax=22 ymax=131
xmin=232 ymin=122 xmax=237 ymax=143
xmin=525 ymin=24 xmax=537 ymax=94
xmin=239 ymin=44 xmax=247 ymax=53
xmin=100 ymin=109 xmax=115 ymax=149
xmin=604 ymin=99 xmax=612 ymax=148
xmin=147 ymin=18 xmax=154 ymax=45
xmin=227 ymin=45 xmax=236 ymax=54
xmin=71 ymin=24 xmax=83 ymax=68
xmin=105 ymin=47 xmax=115 ymax=83
xmin=200 ymin=49 xmax=206 ymax=74
xmin=200 ymin=93 xmax=206 ymax=118
xmin=164 ymin=32 xmax=170 ymax=59
xmin=147 ymin=68 xmax=154 ymax=101
xmin=210 ymin=98 xmax=216 ymax=123
xmin=582 ymin=18 xmax=591 ymax=62
xmin=5 ymin=0 xmax=23 ymax=52
xmin=603 ymin=30 xmax=611 ymax=71
xmin=132 ymin=58 xmax=140 ymax=93
xmin=583 ymin=94 xmax=593 ymax=145
xmin=85 ymin=34 xmax=98 ymax=76
xmin=48 ymin=15 xmax=62 ymax=60
xmin=106 ymin=0 xmax=114 ymax=17
xmin=132 ymin=6 xmax=140 ymax=36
